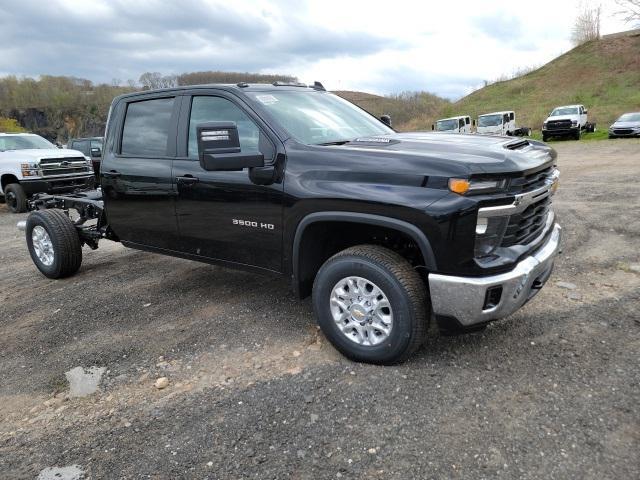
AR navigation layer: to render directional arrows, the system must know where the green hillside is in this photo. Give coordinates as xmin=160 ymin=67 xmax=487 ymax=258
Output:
xmin=335 ymin=90 xmax=450 ymax=130
xmin=405 ymin=30 xmax=640 ymax=132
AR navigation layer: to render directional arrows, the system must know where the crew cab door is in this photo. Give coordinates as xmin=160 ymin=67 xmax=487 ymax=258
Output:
xmin=101 ymin=95 xmax=180 ymax=249
xmin=172 ymin=91 xmax=285 ymax=272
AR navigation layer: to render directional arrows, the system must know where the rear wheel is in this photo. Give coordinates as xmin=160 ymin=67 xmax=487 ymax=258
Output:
xmin=312 ymin=245 xmax=428 ymax=364
xmin=26 ymin=209 xmax=82 ymax=278
xmin=5 ymin=183 xmax=27 ymax=213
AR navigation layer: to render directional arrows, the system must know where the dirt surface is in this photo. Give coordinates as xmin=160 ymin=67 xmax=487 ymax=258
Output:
xmin=1 ymin=140 xmax=639 ymax=479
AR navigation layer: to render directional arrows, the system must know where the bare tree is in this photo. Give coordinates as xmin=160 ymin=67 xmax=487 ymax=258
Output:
xmin=138 ymin=72 xmax=178 ymax=90
xmin=615 ymin=0 xmax=640 ymax=27
xmin=571 ymin=2 xmax=602 ymax=45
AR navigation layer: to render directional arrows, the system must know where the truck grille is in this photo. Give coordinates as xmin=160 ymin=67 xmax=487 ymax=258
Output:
xmin=508 ymin=166 xmax=553 ymax=194
xmin=546 ymin=119 xmax=572 ymax=130
xmin=40 ymin=157 xmax=90 ymax=177
xmin=613 ymin=128 xmax=634 ymax=135
xmin=501 ymin=196 xmax=551 ymax=247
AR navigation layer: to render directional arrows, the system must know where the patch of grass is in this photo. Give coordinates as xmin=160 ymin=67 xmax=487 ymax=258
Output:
xmin=529 ymin=129 xmax=611 ymax=143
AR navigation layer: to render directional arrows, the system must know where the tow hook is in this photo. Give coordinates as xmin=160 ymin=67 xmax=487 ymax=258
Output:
xmin=17 ymin=220 xmax=26 ymax=232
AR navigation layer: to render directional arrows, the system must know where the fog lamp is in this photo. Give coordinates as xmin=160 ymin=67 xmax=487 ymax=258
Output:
xmin=475 ymin=216 xmax=509 ymax=258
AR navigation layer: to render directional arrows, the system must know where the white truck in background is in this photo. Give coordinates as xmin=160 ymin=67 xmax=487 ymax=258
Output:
xmin=432 ymin=115 xmax=472 ymax=133
xmin=542 ymin=104 xmax=595 ymax=141
xmin=476 ymin=111 xmax=531 ymax=137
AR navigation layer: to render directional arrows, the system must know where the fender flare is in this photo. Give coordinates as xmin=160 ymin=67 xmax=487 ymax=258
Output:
xmin=292 ymin=211 xmax=438 ymax=280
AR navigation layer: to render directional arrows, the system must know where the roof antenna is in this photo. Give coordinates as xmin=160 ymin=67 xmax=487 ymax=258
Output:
xmin=312 ymin=81 xmax=326 ymax=91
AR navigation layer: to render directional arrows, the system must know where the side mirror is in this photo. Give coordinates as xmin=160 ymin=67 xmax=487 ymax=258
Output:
xmin=431 ymin=124 xmax=435 ymax=131
xmin=472 ymin=119 xmax=476 ymax=127
xmin=91 ymin=147 xmax=102 ymax=157
xmin=380 ymin=115 xmax=392 ymax=127
xmin=584 ymin=109 xmax=588 ymax=114
xmin=197 ymin=122 xmax=264 ymax=171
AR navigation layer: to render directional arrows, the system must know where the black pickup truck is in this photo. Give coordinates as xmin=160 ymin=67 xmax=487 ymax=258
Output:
xmin=18 ymin=82 xmax=562 ymax=364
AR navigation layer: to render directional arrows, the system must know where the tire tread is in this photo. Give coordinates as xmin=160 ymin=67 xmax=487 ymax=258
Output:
xmin=27 ymin=209 xmax=82 ymax=278
xmin=319 ymin=244 xmax=428 ymax=364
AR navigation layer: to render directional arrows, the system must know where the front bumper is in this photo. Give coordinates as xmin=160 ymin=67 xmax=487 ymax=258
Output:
xmin=21 ymin=175 xmax=95 ymax=195
xmin=543 ymin=126 xmax=578 ymax=136
xmin=429 ymin=223 xmax=562 ymax=326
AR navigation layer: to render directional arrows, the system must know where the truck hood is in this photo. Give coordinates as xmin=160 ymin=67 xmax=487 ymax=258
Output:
xmin=610 ymin=121 xmax=640 ymax=128
xmin=545 ymin=115 xmax=578 ymax=122
xmin=320 ymin=132 xmax=556 ymax=176
xmin=0 ymin=148 xmax=86 ymax=162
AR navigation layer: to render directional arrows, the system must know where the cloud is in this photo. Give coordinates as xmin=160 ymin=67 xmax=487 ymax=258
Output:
xmin=0 ymin=0 xmax=631 ymax=98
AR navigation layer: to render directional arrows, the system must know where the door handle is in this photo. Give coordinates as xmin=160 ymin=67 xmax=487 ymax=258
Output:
xmin=102 ymin=170 xmax=121 ymax=178
xmin=176 ymin=175 xmax=199 ymax=185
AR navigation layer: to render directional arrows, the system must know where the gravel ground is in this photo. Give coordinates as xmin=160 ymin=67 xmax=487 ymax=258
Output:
xmin=0 ymin=140 xmax=639 ymax=479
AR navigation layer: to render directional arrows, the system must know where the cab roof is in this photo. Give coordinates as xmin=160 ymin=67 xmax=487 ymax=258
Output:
xmin=114 ymin=81 xmax=327 ymax=102
xmin=437 ymin=115 xmax=470 ymax=121
xmin=478 ymin=111 xmax=514 ymax=116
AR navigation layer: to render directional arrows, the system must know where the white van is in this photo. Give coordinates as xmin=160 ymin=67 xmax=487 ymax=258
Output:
xmin=433 ymin=116 xmax=472 ymax=133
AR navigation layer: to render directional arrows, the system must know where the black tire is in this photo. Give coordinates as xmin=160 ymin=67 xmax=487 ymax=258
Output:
xmin=26 ymin=209 xmax=82 ymax=279
xmin=574 ymin=128 xmax=581 ymax=140
xmin=312 ymin=245 xmax=428 ymax=365
xmin=5 ymin=183 xmax=27 ymax=213
xmin=542 ymin=134 xmax=549 ymax=142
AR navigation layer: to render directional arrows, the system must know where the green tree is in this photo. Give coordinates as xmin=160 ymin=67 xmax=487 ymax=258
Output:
xmin=0 ymin=117 xmax=26 ymax=132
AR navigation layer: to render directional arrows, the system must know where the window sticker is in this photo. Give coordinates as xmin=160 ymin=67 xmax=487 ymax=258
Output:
xmin=256 ymin=94 xmax=278 ymax=105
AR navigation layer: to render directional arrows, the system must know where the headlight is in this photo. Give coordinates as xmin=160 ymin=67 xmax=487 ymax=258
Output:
xmin=543 ymin=122 xmax=547 ymax=128
xmin=571 ymin=120 xmax=578 ymax=127
xmin=475 ymin=216 xmax=509 ymax=257
xmin=21 ymin=163 xmax=40 ymax=177
xmin=448 ymin=178 xmax=506 ymax=195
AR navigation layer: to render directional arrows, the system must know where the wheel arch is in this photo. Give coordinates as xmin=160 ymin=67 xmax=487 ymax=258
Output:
xmin=1 ymin=173 xmax=20 ymax=193
xmin=292 ymin=212 xmax=437 ymax=298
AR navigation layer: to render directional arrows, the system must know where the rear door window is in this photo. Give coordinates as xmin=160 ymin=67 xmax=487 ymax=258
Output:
xmin=121 ymin=97 xmax=175 ymax=156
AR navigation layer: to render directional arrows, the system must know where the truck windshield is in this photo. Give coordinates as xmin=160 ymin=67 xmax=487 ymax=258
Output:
xmin=246 ymin=91 xmax=393 ymax=145
xmin=435 ymin=119 xmax=458 ymax=131
xmin=478 ymin=114 xmax=502 ymax=127
xmin=0 ymin=135 xmax=56 ymax=151
xmin=550 ymin=107 xmax=579 ymax=116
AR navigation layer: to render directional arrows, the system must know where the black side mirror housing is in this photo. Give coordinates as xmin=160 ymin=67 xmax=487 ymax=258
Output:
xmin=197 ymin=122 xmax=264 ymax=171
xmin=380 ymin=115 xmax=392 ymax=127
xmin=431 ymin=124 xmax=435 ymax=131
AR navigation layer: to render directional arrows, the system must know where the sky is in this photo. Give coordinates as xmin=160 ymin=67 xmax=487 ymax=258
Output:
xmin=0 ymin=0 xmax=632 ymax=99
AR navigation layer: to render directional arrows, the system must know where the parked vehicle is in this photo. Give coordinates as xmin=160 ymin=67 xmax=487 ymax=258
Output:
xmin=18 ymin=82 xmax=562 ymax=364
xmin=68 ymin=137 xmax=103 ymax=179
xmin=477 ymin=111 xmax=531 ymax=136
xmin=0 ymin=133 xmax=95 ymax=213
xmin=542 ymin=105 xmax=595 ymax=141
xmin=432 ymin=115 xmax=472 ymax=133
xmin=608 ymin=112 xmax=640 ymax=138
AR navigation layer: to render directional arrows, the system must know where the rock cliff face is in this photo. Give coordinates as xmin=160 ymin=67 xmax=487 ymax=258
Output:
xmin=5 ymin=108 xmax=105 ymax=143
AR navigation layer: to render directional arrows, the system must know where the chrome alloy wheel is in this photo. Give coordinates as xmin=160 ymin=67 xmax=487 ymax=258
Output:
xmin=329 ymin=276 xmax=393 ymax=346
xmin=32 ymin=225 xmax=54 ymax=266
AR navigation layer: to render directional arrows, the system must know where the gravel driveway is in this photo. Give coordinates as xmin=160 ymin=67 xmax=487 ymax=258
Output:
xmin=1 ymin=140 xmax=638 ymax=479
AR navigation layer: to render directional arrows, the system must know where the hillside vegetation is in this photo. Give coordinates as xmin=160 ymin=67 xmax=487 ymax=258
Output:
xmin=335 ymin=90 xmax=450 ymax=130
xmin=0 ymin=72 xmax=296 ymax=141
xmin=404 ymin=30 xmax=640 ymax=132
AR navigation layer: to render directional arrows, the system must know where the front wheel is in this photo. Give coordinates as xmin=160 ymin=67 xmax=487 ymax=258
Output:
xmin=4 ymin=183 xmax=27 ymax=213
xmin=26 ymin=209 xmax=82 ymax=278
xmin=574 ymin=128 xmax=581 ymax=140
xmin=312 ymin=245 xmax=428 ymax=364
